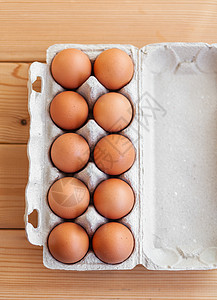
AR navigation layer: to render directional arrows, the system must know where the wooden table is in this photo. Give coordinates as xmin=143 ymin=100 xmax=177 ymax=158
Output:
xmin=1 ymin=1 xmax=217 ymax=299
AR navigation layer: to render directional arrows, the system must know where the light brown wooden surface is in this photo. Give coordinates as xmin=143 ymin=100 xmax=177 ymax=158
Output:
xmin=1 ymin=0 xmax=217 ymax=61
xmin=1 ymin=0 xmax=217 ymax=299
xmin=0 ymin=144 xmax=27 ymax=228
xmin=0 ymin=63 xmax=30 ymax=144
xmin=2 ymin=230 xmax=217 ymax=300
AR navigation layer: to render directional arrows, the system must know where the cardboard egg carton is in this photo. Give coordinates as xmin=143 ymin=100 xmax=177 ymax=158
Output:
xmin=26 ymin=43 xmax=217 ymax=270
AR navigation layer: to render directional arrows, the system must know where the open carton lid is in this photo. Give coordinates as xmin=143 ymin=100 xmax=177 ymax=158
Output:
xmin=139 ymin=43 xmax=217 ymax=269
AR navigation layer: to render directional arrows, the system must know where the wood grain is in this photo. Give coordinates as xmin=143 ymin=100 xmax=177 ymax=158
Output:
xmin=0 ymin=63 xmax=29 ymax=144
xmin=1 ymin=0 xmax=217 ymax=61
xmin=0 ymin=144 xmax=28 ymax=228
xmin=1 ymin=230 xmax=217 ymax=300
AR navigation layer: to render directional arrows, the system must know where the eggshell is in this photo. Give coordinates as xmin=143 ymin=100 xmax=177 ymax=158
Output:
xmin=93 ymin=134 xmax=135 ymax=175
xmin=93 ymin=48 xmax=134 ymax=90
xmin=93 ymin=178 xmax=134 ymax=219
xmin=92 ymin=222 xmax=134 ymax=264
xmin=50 ymin=91 xmax=89 ymax=130
xmin=48 ymin=222 xmax=89 ymax=264
xmin=93 ymin=92 xmax=133 ymax=132
xmin=50 ymin=133 xmax=90 ymax=173
xmin=48 ymin=177 xmax=90 ymax=219
xmin=51 ymin=48 xmax=92 ymax=89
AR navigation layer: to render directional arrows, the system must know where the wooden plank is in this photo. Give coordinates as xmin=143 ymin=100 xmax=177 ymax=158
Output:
xmin=1 ymin=230 xmax=217 ymax=300
xmin=0 ymin=144 xmax=28 ymax=228
xmin=1 ymin=0 xmax=217 ymax=61
xmin=0 ymin=63 xmax=29 ymax=144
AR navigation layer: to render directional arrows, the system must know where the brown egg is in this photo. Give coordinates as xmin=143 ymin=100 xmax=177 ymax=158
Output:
xmin=48 ymin=177 xmax=90 ymax=219
xmin=94 ymin=48 xmax=134 ymax=90
xmin=93 ymin=179 xmax=134 ymax=219
xmin=51 ymin=133 xmax=90 ymax=173
xmin=48 ymin=222 xmax=89 ymax=264
xmin=93 ymin=92 xmax=133 ymax=132
xmin=50 ymin=91 xmax=88 ymax=130
xmin=92 ymin=222 xmax=134 ymax=264
xmin=94 ymin=134 xmax=135 ymax=175
xmin=51 ymin=48 xmax=92 ymax=89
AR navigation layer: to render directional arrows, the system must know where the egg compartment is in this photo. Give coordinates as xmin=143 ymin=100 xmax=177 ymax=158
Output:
xmin=26 ymin=44 xmax=140 ymax=270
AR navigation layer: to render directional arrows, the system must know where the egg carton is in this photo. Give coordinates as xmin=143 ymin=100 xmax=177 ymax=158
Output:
xmin=25 ymin=43 xmax=217 ymax=270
